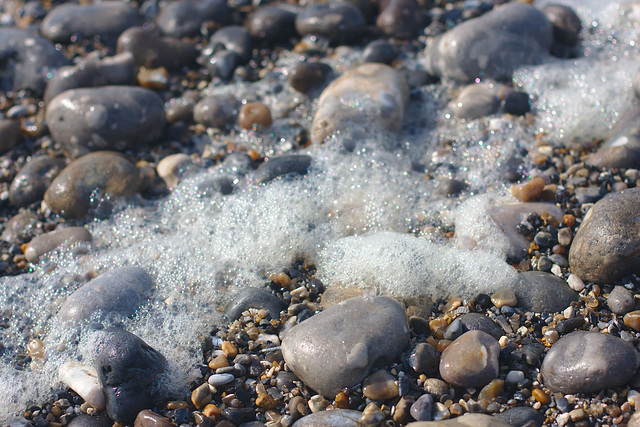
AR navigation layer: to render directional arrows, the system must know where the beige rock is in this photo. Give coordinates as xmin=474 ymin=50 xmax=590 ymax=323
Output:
xmin=439 ymin=330 xmax=500 ymax=388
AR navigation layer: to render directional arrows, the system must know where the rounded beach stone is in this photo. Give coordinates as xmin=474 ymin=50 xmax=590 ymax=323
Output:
xmin=43 ymin=152 xmax=141 ymax=219
xmin=362 ymin=40 xmax=399 ymax=64
xmin=25 ymin=226 xmax=92 ymax=263
xmin=541 ymin=330 xmax=640 ymax=394
xmin=608 ymin=286 xmax=635 ymax=315
xmin=409 ymin=343 xmax=440 ymax=375
xmin=288 ymin=61 xmax=332 ymax=94
xmin=451 ymin=83 xmax=500 ymax=120
xmin=511 ymin=272 xmax=578 ymax=313
xmin=116 ymin=27 xmax=198 ymax=70
xmin=406 ymin=413 xmax=512 ymax=426
xmin=493 ymin=406 xmax=544 ymax=427
xmin=248 ymin=5 xmax=298 ymax=42
xmin=362 ymin=370 xmax=398 ymax=400
xmin=376 ymin=0 xmax=419 ymax=39
xmin=254 ymin=155 xmax=312 ymax=184
xmin=57 ymin=266 xmax=153 ymax=322
xmin=68 ymin=415 xmax=111 ymax=427
xmin=226 ymin=287 xmax=286 ymax=320
xmin=0 ymin=119 xmax=21 ymax=154
xmin=457 ymin=313 xmax=504 ymax=340
xmin=193 ymin=95 xmax=238 ymax=129
xmin=588 ymin=107 xmax=640 ymax=169
xmin=94 ymin=327 xmax=166 ymax=425
xmin=569 ymin=188 xmax=640 ymax=283
xmin=311 ymin=63 xmax=408 ymax=143
xmin=541 ymin=4 xmax=581 ymax=47
xmin=281 ymin=296 xmax=409 ymax=397
xmin=423 ymin=3 xmax=552 ymax=82
xmin=40 ymin=1 xmax=140 ymax=44
xmin=134 ymin=410 xmax=172 ymax=427
xmin=46 ymin=86 xmax=165 ymax=157
xmin=156 ymin=153 xmax=193 ymax=188
xmin=295 ymin=4 xmax=365 ymax=45
xmin=59 ymin=361 xmax=106 ymax=411
xmin=44 ymin=52 xmax=136 ymax=105
xmin=410 ymin=394 xmax=434 ymax=421
xmin=439 ymin=330 xmax=500 ymax=388
xmin=292 ymin=409 xmax=362 ymax=426
xmin=209 ymin=26 xmax=253 ymax=64
xmin=1 ymin=211 xmax=38 ymax=244
xmin=157 ymin=0 xmax=230 ymax=38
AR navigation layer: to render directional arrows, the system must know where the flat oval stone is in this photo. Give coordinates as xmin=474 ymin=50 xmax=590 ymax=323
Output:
xmin=226 ymin=287 xmax=286 ymax=320
xmin=311 ymin=63 xmax=408 ymax=143
xmin=295 ymin=4 xmax=365 ymax=45
xmin=134 ymin=410 xmax=172 ymax=427
xmin=511 ymin=272 xmax=578 ymax=313
xmin=362 ymin=370 xmax=398 ymax=400
xmin=57 ymin=266 xmax=153 ymax=322
xmin=292 ymin=409 xmax=362 ymax=427
xmin=608 ymin=286 xmax=636 ymax=315
xmin=569 ymin=188 xmax=640 ymax=283
xmin=25 ymin=226 xmax=92 ymax=263
xmin=0 ymin=119 xmax=21 ymax=154
xmin=254 ymin=155 xmax=312 ymax=184
xmin=157 ymin=0 xmax=230 ymax=38
xmin=588 ymin=107 xmax=640 ymax=169
xmin=10 ymin=156 xmax=65 ymax=208
xmin=406 ymin=413 xmax=512 ymax=426
xmin=43 ymin=152 xmax=141 ymax=219
xmin=59 ymin=361 xmax=106 ymax=411
xmin=40 ymin=1 xmax=140 ymax=44
xmin=541 ymin=330 xmax=640 ymax=393
xmin=117 ymin=27 xmax=198 ymax=70
xmin=207 ymin=373 xmax=235 ymax=386
xmin=281 ymin=296 xmax=409 ymax=397
xmin=423 ymin=3 xmax=552 ymax=82
xmin=193 ymin=95 xmax=238 ymax=129
xmin=44 ymin=51 xmax=135 ymax=103
xmin=46 ymin=86 xmax=165 ymax=157
xmin=451 ymin=83 xmax=501 ymax=120
xmin=439 ymin=330 xmax=500 ymax=388
xmin=288 ymin=61 xmax=332 ymax=94
xmin=248 ymin=5 xmax=298 ymax=42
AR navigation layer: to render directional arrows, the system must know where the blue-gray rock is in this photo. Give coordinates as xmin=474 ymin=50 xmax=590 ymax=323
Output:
xmin=501 ymin=91 xmax=531 ymax=116
xmin=94 ymin=327 xmax=166 ymax=424
xmin=511 ymin=272 xmax=578 ymax=313
xmin=9 ymin=156 xmax=64 ymax=208
xmin=443 ymin=318 xmax=464 ymax=340
xmin=44 ymin=52 xmax=136 ymax=105
xmin=451 ymin=83 xmax=500 ymax=120
xmin=376 ymin=0 xmax=419 ymax=39
xmin=406 ymin=413 xmax=512 ymax=427
xmin=25 ymin=226 xmax=92 ymax=264
xmin=410 ymin=394 xmax=434 ymax=421
xmin=57 ymin=266 xmax=152 ymax=322
xmin=569 ymin=188 xmax=640 ymax=283
xmin=493 ymin=406 xmax=544 ymax=427
xmin=0 ymin=119 xmax=22 ymax=154
xmin=288 ymin=61 xmax=332 ymax=93
xmin=43 ymin=152 xmax=141 ymax=219
xmin=193 ymin=95 xmax=238 ymax=129
xmin=46 ymin=86 xmax=165 ymax=157
xmin=541 ymin=331 xmax=639 ymax=393
xmin=254 ymin=155 xmax=312 ymax=184
xmin=157 ymin=0 xmax=230 ymax=38
xmin=282 ymin=296 xmax=409 ymax=397
xmin=292 ymin=409 xmax=362 ymax=427
xmin=204 ymin=50 xmax=239 ymax=81
xmin=362 ymin=40 xmax=399 ymax=64
xmin=226 ymin=287 xmax=285 ymax=320
xmin=588 ymin=107 xmax=640 ymax=169
xmin=116 ymin=27 xmax=198 ymax=70
xmin=457 ymin=313 xmax=504 ymax=340
xmin=209 ymin=26 xmax=252 ymax=64
xmin=40 ymin=1 xmax=140 ymax=45
xmin=295 ymin=3 xmax=365 ymax=45
xmin=541 ymin=4 xmax=581 ymax=47
xmin=0 ymin=28 xmax=68 ymax=95
xmin=408 ymin=343 xmax=440 ymax=375
xmin=248 ymin=5 xmax=298 ymax=42
xmin=423 ymin=3 xmax=553 ymax=82
xmin=608 ymin=286 xmax=635 ymax=315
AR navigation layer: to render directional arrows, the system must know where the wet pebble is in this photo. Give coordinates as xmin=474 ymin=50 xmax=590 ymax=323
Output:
xmin=226 ymin=287 xmax=286 ymax=320
xmin=608 ymin=286 xmax=636 ymax=315
xmin=588 ymin=107 xmax=640 ymax=169
xmin=238 ymin=102 xmax=272 ymax=130
xmin=501 ymin=91 xmax=531 ymax=116
xmin=193 ymin=95 xmax=238 ymax=129
xmin=247 ymin=5 xmax=298 ymax=43
xmin=209 ymin=26 xmax=253 ymax=64
xmin=511 ymin=272 xmax=578 ymax=313
xmin=254 ymin=154 xmax=312 ymax=184
xmin=541 ymin=3 xmax=581 ymax=47
xmin=409 ymin=343 xmax=440 ymax=375
xmin=288 ymin=61 xmax=332 ymax=94
xmin=0 ymin=119 xmax=21 ymax=154
xmin=117 ymin=27 xmax=198 ymax=69
xmin=439 ymin=330 xmax=500 ymax=388
xmin=362 ymin=370 xmax=398 ymax=400
xmin=157 ymin=0 xmax=230 ymax=38
xmin=25 ymin=226 xmax=92 ymax=263
xmin=292 ymin=409 xmax=362 ymax=426
xmin=410 ymin=394 xmax=433 ymax=422
xmin=208 ymin=373 xmax=235 ymax=386
xmin=362 ymin=40 xmax=399 ymax=64
xmin=493 ymin=406 xmax=544 ymax=427
xmin=10 ymin=156 xmax=64 ymax=209
xmin=295 ymin=4 xmax=365 ymax=45
xmin=1 ymin=211 xmax=37 ymax=244
xmin=134 ymin=410 xmax=172 ymax=427
xmin=458 ymin=313 xmax=505 ymax=340
xmin=157 ymin=153 xmax=194 ymax=188
xmin=451 ymin=83 xmax=500 ymax=120
xmin=58 ymin=361 xmax=106 ymax=411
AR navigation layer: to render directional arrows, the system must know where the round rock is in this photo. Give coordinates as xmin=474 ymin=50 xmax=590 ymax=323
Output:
xmin=569 ymin=187 xmax=640 ymax=283
xmin=288 ymin=61 xmax=332 ymax=94
xmin=46 ymin=86 xmax=165 ymax=157
xmin=295 ymin=3 xmax=365 ymax=45
xmin=510 ymin=272 xmax=578 ymax=313
xmin=439 ymin=330 xmax=500 ymax=388
xmin=226 ymin=287 xmax=286 ymax=320
xmin=541 ymin=330 xmax=640 ymax=394
xmin=43 ymin=152 xmax=141 ymax=219
xmin=209 ymin=26 xmax=253 ymax=64
xmin=248 ymin=5 xmax=298 ymax=42
xmin=608 ymin=286 xmax=636 ymax=315
xmin=376 ymin=0 xmax=419 ymax=39
xmin=281 ymin=296 xmax=409 ymax=397
xmin=451 ymin=83 xmax=500 ymax=120
xmin=541 ymin=4 xmax=581 ymax=47
xmin=25 ymin=226 xmax=92 ymax=263
xmin=588 ymin=107 xmax=640 ymax=169
xmin=193 ymin=95 xmax=238 ymax=129
xmin=292 ymin=409 xmax=362 ymax=426
xmin=157 ymin=0 xmax=230 ymax=38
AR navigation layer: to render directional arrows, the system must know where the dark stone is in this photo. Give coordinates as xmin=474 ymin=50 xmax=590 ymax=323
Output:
xmin=362 ymin=40 xmax=399 ymax=64
xmin=276 ymin=371 xmax=299 ymax=392
xmin=247 ymin=5 xmax=298 ymax=43
xmin=0 ymin=119 xmax=22 ymax=155
xmin=408 ymin=342 xmax=440 ymax=375
xmin=502 ymin=91 xmax=530 ymax=116
xmin=458 ymin=313 xmax=504 ymax=340
xmin=204 ymin=50 xmax=239 ymax=81
xmin=494 ymin=406 xmax=545 ymax=427
xmin=588 ymin=107 xmax=640 ymax=169
xmin=226 ymin=287 xmax=286 ymax=320
xmin=67 ymin=415 xmax=111 ymax=427
xmin=541 ymin=4 xmax=581 ymax=47
xmin=1 ymin=211 xmax=38 ymax=244
xmin=209 ymin=26 xmax=252 ymax=64
xmin=40 ymin=2 xmax=140 ymax=45
xmin=116 ymin=27 xmax=198 ymax=70
xmin=221 ymin=407 xmax=255 ymax=424
xmin=288 ymin=62 xmax=332 ymax=93
xmin=511 ymin=272 xmax=579 ymax=313
xmin=254 ymin=155 xmax=312 ymax=184
xmin=555 ymin=317 xmax=585 ymax=335
xmin=193 ymin=95 xmax=238 ymax=129
xmin=25 ymin=226 xmax=92 ymax=263
xmin=437 ymin=178 xmax=468 ymax=196
xmin=221 ymin=152 xmax=254 ymax=174
xmin=94 ymin=328 xmax=166 ymax=424
xmin=574 ymin=186 xmax=604 ymax=205
xmin=376 ymin=0 xmax=419 ymax=39
xmin=157 ymin=0 xmax=230 ymax=38
xmin=295 ymin=4 xmax=365 ymax=45
xmin=443 ymin=317 xmax=464 ymax=340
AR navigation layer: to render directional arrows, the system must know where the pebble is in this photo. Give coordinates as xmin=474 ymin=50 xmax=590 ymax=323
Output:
xmin=238 ymin=102 xmax=272 ymax=130
xmin=566 ymin=273 xmax=585 ymax=292
xmin=157 ymin=0 xmax=230 ymax=38
xmin=191 ymin=383 xmax=212 ymax=409
xmin=0 ymin=119 xmax=21 ymax=154
xmin=394 ymin=396 xmax=415 ymax=424
xmin=376 ymin=0 xmax=419 ymax=39
xmin=439 ymin=330 xmax=500 ymax=388
xmin=423 ymin=3 xmax=552 ymax=82
xmin=490 ymin=289 xmax=517 ymax=309
xmin=117 ymin=27 xmax=198 ymax=69
xmin=46 ymin=86 xmax=165 ymax=157
xmin=292 ymin=409 xmax=362 ymax=426
xmin=226 ymin=287 xmax=286 ymax=320
xmin=457 ymin=313 xmax=504 ymax=340
xmin=588 ymin=107 xmax=640 ymax=168
xmin=40 ymin=1 xmax=140 ymax=44
xmin=410 ymin=394 xmax=433 ymax=422
xmin=505 ymin=370 xmax=524 ymax=384
xmin=209 ymin=26 xmax=253 ymax=64
xmin=134 ymin=410 xmax=172 ymax=427
xmin=193 ymin=95 xmax=238 ymax=129
xmin=311 ymin=63 xmax=408 ymax=143
xmin=295 ymin=4 xmax=365 ymax=45
xmin=43 ymin=152 xmax=142 ymax=219
xmin=58 ymin=361 xmax=106 ymax=411
xmin=68 ymin=415 xmax=111 ymax=427
xmin=288 ymin=61 xmax=332 ymax=94
xmin=451 ymin=83 xmax=500 ymax=120
xmin=510 ymin=177 xmax=546 ymax=202
xmin=9 ymin=156 xmax=65 ymax=207
xmin=207 ymin=373 xmax=235 ymax=386
xmin=608 ymin=285 xmax=636 ymax=315
xmin=569 ymin=187 xmax=640 ymax=283
xmin=406 ymin=413 xmax=512 ymax=426
xmin=94 ymin=327 xmax=166 ymax=424
xmin=493 ymin=406 xmax=545 ymax=427
xmin=57 ymin=266 xmax=153 ymax=322
xmin=624 ymin=310 xmax=640 ymax=331
xmin=281 ymin=296 xmax=409 ymax=397
xmin=362 ymin=40 xmax=399 ymax=64
xmin=501 ymin=91 xmax=531 ymax=116
xmin=247 ymin=5 xmax=298 ymax=43
xmin=511 ymin=271 xmax=578 ymax=313
xmin=362 ymin=370 xmax=398 ymax=400
xmin=541 ymin=4 xmax=582 ymax=47
xmin=254 ymin=155 xmax=312 ymax=184
xmin=25 ymin=226 xmax=92 ymax=263
xmin=157 ymin=153 xmax=193 ymax=188
xmin=1 ymin=210 xmax=38 ymax=244
xmin=541 ymin=330 xmax=640 ymax=393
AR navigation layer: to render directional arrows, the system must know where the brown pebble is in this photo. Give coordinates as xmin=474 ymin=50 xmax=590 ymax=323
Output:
xmin=624 ymin=311 xmax=640 ymax=331
xmin=221 ymin=341 xmax=238 ymax=358
xmin=478 ymin=379 xmax=504 ymax=403
xmin=511 ymin=176 xmax=546 ymax=202
xmin=238 ymin=102 xmax=272 ymax=129
xmin=490 ymin=289 xmax=517 ymax=308
xmin=532 ymin=388 xmax=550 ymax=404
xmin=393 ymin=396 xmax=415 ymax=424
xmin=429 ymin=317 xmax=448 ymax=339
xmin=208 ymin=353 xmax=229 ymax=370
xmin=288 ymin=395 xmax=309 ymax=417
xmin=563 ymin=214 xmax=575 ymax=227
xmin=256 ymin=393 xmax=278 ymax=410
xmin=362 ymin=370 xmax=398 ymax=401
xmin=137 ymin=67 xmax=170 ymax=90
xmin=268 ymin=272 xmax=291 ymax=289
xmin=360 ymin=402 xmax=385 ymax=426
xmin=334 ymin=392 xmax=351 ymax=409
xmin=191 ymin=383 xmax=212 ymax=409
xmin=166 ymin=401 xmax=189 ymax=410
xmin=27 ymin=338 xmax=45 ymax=360
xmin=203 ymin=404 xmax=220 ymax=420
xmin=134 ymin=409 xmax=172 ymax=427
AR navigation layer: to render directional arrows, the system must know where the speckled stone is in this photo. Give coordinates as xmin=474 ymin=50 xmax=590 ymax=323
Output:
xmin=608 ymin=286 xmax=636 ymax=315
xmin=25 ymin=226 xmax=92 ymax=263
xmin=541 ymin=331 xmax=640 ymax=393
xmin=569 ymin=188 xmax=640 ymax=283
xmin=281 ymin=296 xmax=409 ymax=397
xmin=410 ymin=394 xmax=434 ymax=422
xmin=439 ymin=330 xmax=500 ymax=388
xmin=406 ymin=413 xmax=512 ymax=426
xmin=292 ymin=409 xmax=362 ymax=426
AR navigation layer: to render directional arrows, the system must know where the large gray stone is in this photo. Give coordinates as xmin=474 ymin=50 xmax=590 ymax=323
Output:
xmin=9 ymin=156 xmax=65 ymax=208
xmin=292 ymin=409 xmax=362 ymax=427
xmin=423 ymin=3 xmax=552 ymax=82
xmin=406 ymin=413 xmax=512 ymax=427
xmin=25 ymin=226 xmax=92 ymax=263
xmin=451 ymin=83 xmax=501 ymax=120
xmin=281 ymin=296 xmax=409 ymax=397
xmin=511 ymin=272 xmax=578 ymax=313
xmin=57 ymin=266 xmax=153 ymax=322
xmin=541 ymin=331 xmax=639 ymax=393
xmin=608 ymin=286 xmax=636 ymax=315
xmin=116 ymin=27 xmax=198 ymax=70
xmin=46 ymin=86 xmax=165 ymax=157
xmin=43 ymin=152 xmax=141 ymax=219
xmin=569 ymin=188 xmax=640 ymax=283
xmin=588 ymin=107 xmax=640 ymax=169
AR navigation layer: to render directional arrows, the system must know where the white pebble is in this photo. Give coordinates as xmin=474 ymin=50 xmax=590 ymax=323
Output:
xmin=208 ymin=373 xmax=235 ymax=386
xmin=563 ymin=306 xmax=575 ymax=319
xmin=567 ymin=274 xmax=585 ymax=292
xmin=58 ymin=361 xmax=106 ymax=411
xmin=629 ymin=389 xmax=640 ymax=407
xmin=505 ymin=370 xmax=525 ymax=384
xmin=557 ymin=412 xmax=571 ymax=426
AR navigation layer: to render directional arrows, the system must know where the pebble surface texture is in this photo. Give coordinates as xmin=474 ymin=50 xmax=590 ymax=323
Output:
xmin=281 ymin=296 xmax=409 ymax=397
xmin=439 ymin=330 xmax=500 ymax=388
